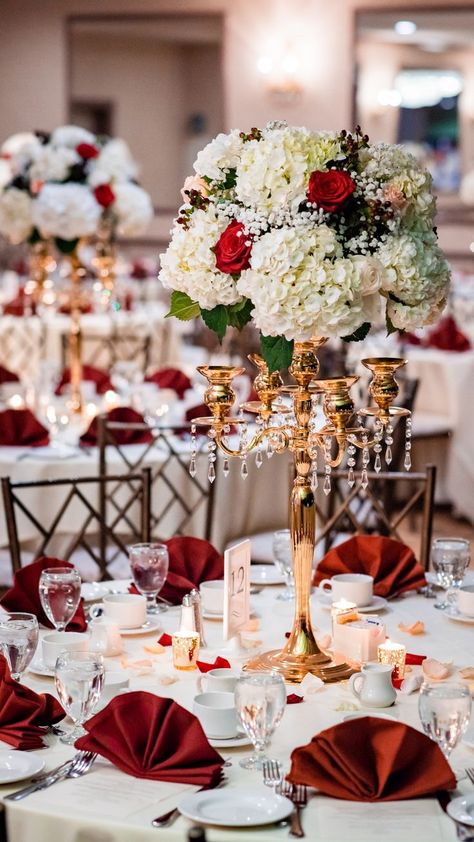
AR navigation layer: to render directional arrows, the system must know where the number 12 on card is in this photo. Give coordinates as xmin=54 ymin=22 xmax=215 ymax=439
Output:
xmin=223 ymin=539 xmax=251 ymax=642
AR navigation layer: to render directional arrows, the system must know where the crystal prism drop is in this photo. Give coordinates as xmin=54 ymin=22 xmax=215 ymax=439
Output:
xmin=323 ymin=474 xmax=331 ymax=495
xmin=267 ymin=442 xmax=274 ymax=459
xmin=255 ymin=450 xmax=263 ymax=469
xmin=374 ymin=453 xmax=382 ymax=473
xmin=189 ymin=458 xmax=196 ymax=478
xmin=348 ymin=466 xmax=355 ymax=487
xmin=404 ymin=450 xmax=412 ymax=471
xmin=361 ymin=469 xmax=368 ymax=489
xmin=223 ymin=458 xmax=230 ymax=477
xmin=385 ymin=445 xmax=392 ymax=465
xmin=207 ymin=462 xmax=216 ymax=483
xmin=240 ymin=460 xmax=249 ymax=480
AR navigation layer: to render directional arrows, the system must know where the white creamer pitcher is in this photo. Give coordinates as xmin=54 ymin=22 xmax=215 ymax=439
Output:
xmin=349 ymin=663 xmax=397 ymax=708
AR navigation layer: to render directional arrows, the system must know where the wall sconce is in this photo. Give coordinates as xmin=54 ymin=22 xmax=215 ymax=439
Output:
xmin=257 ymin=47 xmax=303 ymax=105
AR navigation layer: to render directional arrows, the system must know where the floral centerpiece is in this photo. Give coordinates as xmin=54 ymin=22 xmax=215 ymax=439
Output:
xmin=160 ymin=122 xmax=450 ymax=370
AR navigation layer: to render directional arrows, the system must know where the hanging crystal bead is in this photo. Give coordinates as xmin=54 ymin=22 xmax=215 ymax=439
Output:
xmin=348 ymin=465 xmax=355 ymax=487
xmin=323 ymin=469 xmax=331 ymax=496
xmin=207 ymin=461 xmax=216 ymax=483
xmin=189 ymin=456 xmax=197 ymax=478
xmin=189 ymin=422 xmax=197 ymax=477
xmin=374 ymin=453 xmax=382 ymax=473
xmin=361 ymin=468 xmax=369 ymax=489
xmin=362 ymin=435 xmax=370 ymax=469
xmin=267 ymin=439 xmax=274 ymax=459
xmin=404 ymin=415 xmax=412 ymax=472
xmin=385 ymin=422 xmax=393 ymax=466
xmin=255 ymin=448 xmax=263 ymax=469
xmin=222 ymin=457 xmax=230 ymax=477
xmin=240 ymin=459 xmax=248 ymax=479
xmin=404 ymin=450 xmax=411 ymax=470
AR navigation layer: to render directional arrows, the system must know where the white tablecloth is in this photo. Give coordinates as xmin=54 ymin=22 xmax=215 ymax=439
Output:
xmin=1 ymin=582 xmax=473 ymax=841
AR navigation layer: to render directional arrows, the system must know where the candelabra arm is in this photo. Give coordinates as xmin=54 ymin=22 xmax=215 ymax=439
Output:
xmin=214 ymin=424 xmax=291 ymax=458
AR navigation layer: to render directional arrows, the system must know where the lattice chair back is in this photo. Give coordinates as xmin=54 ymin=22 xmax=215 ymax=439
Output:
xmin=61 ymin=329 xmax=150 ymax=374
xmin=98 ymin=417 xmax=216 ymax=542
xmin=1 ymin=469 xmax=151 ymax=581
xmin=0 ymin=316 xmax=45 ymax=381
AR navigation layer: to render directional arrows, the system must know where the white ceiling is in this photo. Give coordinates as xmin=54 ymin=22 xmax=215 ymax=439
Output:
xmin=358 ymin=9 xmax=474 ymax=51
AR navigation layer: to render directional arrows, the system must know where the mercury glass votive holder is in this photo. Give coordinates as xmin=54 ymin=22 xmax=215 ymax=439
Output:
xmin=172 ymin=631 xmax=200 ymax=671
xmin=377 ymin=640 xmax=406 ymax=679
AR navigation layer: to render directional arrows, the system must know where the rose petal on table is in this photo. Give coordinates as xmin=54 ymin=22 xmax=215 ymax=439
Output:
xmin=399 ymin=673 xmax=424 ymax=695
xmin=197 ymin=656 xmax=231 ymax=673
xmin=158 ymin=674 xmax=178 ymax=686
xmin=120 ymin=657 xmax=154 ymax=675
xmin=143 ymin=643 xmax=165 ymax=655
xmin=398 ymin=621 xmax=425 ymax=635
xmin=298 ymin=672 xmax=324 ymax=697
xmin=334 ymin=702 xmax=358 ymax=712
xmin=285 ymin=632 xmax=291 ymax=639
xmin=242 ymin=618 xmax=260 ymax=632
xmin=459 ymin=667 xmax=474 ymax=679
xmin=422 ymin=658 xmax=451 ymax=680
xmin=287 ymin=693 xmax=304 ymax=704
xmin=240 ymin=638 xmax=262 ymax=650
xmin=317 ymin=634 xmax=332 ymax=650
xmin=158 ymin=633 xmax=173 ymax=647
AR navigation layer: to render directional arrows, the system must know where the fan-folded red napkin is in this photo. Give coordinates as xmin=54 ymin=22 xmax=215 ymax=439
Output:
xmin=313 ymin=535 xmax=426 ymax=598
xmin=1 ymin=556 xmax=87 ymax=632
xmin=185 ymin=403 xmax=212 ymax=423
xmin=427 ymin=315 xmax=471 ymax=352
xmin=130 ymin=536 xmax=223 ymax=606
xmin=80 ymin=406 xmax=153 ymax=447
xmin=55 ymin=365 xmax=113 ymax=396
xmin=287 ymin=716 xmax=456 ymax=801
xmin=0 ymin=654 xmax=65 ymax=750
xmin=197 ymin=656 xmax=231 ymax=673
xmin=0 ymin=408 xmax=49 ymax=447
xmin=0 ymin=364 xmax=20 ymax=384
xmin=146 ymin=367 xmax=192 ymax=400
xmin=75 ymin=691 xmax=224 ymax=784
xmin=3 ymin=288 xmax=35 ymax=316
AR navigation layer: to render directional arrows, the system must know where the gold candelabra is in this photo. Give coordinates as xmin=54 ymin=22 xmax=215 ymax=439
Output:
xmin=191 ymin=338 xmax=410 ymax=683
xmin=68 ymin=248 xmax=86 ymax=414
xmin=92 ymin=218 xmax=116 ymax=301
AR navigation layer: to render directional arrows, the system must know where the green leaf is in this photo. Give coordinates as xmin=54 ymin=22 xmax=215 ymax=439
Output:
xmin=342 ymin=322 xmax=371 ymax=343
xmin=55 ymin=237 xmax=79 ymax=255
xmin=201 ymin=304 xmax=228 ymax=341
xmin=386 ymin=311 xmax=398 ymax=336
xmin=227 ymin=298 xmax=253 ymax=330
xmin=260 ymin=334 xmax=294 ymax=373
xmin=27 ymin=227 xmax=42 ymax=246
xmin=165 ymin=290 xmax=200 ymax=321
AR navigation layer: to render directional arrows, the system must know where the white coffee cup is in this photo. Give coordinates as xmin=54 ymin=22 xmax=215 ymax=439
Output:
xmin=42 ymin=631 xmax=90 ymax=669
xmin=89 ymin=617 xmax=124 ymax=656
xmin=457 ymin=585 xmax=474 ymax=617
xmin=349 ymin=663 xmax=397 ymax=708
xmin=198 ymin=668 xmax=239 ymax=694
xmin=318 ymin=573 xmax=373 ymax=607
xmin=90 ymin=594 xmax=147 ymax=629
xmin=193 ymin=691 xmax=238 ymax=739
xmin=200 ymin=580 xmax=224 ymax=615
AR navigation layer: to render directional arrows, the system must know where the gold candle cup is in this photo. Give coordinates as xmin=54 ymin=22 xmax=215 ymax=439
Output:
xmin=377 ymin=639 xmax=406 ymax=679
xmin=172 ymin=631 xmax=200 ymax=671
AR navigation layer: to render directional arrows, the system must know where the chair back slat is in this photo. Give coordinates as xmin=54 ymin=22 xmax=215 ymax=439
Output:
xmin=61 ymin=329 xmax=150 ymax=374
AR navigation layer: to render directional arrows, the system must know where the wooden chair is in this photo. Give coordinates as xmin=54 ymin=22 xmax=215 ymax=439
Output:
xmin=61 ymin=329 xmax=151 ymax=374
xmin=315 ymin=464 xmax=437 ymax=570
xmin=98 ymin=417 xmax=216 ymax=542
xmin=1 ymin=469 xmax=151 ymax=580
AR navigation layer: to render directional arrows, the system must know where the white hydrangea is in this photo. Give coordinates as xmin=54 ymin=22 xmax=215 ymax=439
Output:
xmin=112 ymin=183 xmax=153 ymax=236
xmin=0 ymin=187 xmax=33 ymax=243
xmin=0 ymin=160 xmax=12 ymax=190
xmin=32 ymin=183 xmax=101 ymax=240
xmin=194 ymin=130 xmax=243 ymax=181
xmin=237 ymin=226 xmax=369 ymax=340
xmin=51 ymin=125 xmax=96 ymax=148
xmin=1 ymin=132 xmax=39 ymax=158
xmin=376 ymin=231 xmax=450 ymax=308
xmin=88 ymin=139 xmax=138 ymax=187
xmin=159 ymin=207 xmax=242 ymax=310
xmin=29 ymin=144 xmax=79 ymax=183
xmin=387 ymin=296 xmax=446 ymax=331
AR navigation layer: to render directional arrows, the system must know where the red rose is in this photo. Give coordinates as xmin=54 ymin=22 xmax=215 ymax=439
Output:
xmin=94 ymin=184 xmax=116 ymax=208
xmin=307 ymin=169 xmax=355 ymax=212
xmin=76 ymin=142 xmax=99 ymax=160
xmin=214 ymin=220 xmax=252 ymax=274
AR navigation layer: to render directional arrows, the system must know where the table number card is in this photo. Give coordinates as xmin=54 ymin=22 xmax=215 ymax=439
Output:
xmin=223 ymin=539 xmax=251 ymax=642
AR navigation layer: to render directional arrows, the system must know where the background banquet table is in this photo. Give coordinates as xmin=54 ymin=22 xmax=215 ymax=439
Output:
xmin=0 ymin=580 xmax=473 ymax=841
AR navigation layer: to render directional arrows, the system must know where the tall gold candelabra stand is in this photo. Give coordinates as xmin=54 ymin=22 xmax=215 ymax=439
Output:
xmin=29 ymin=240 xmax=54 ymax=302
xmin=92 ymin=218 xmax=116 ymax=302
xmin=190 ymin=339 xmax=411 ymax=683
xmin=68 ymin=248 xmax=86 ymax=414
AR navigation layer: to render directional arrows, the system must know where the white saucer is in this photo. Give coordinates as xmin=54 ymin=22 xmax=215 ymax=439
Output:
xmin=446 ymin=610 xmax=474 ymax=625
xmin=0 ymin=750 xmax=45 ymax=784
xmin=202 ymin=609 xmax=258 ymax=622
xmin=343 ymin=711 xmax=399 ymax=722
xmin=178 ymin=786 xmax=293 ymax=827
xmin=208 ymin=733 xmax=252 ymax=749
xmin=317 ymin=594 xmax=388 ymax=613
xmin=81 ymin=580 xmax=131 ymax=602
xmin=28 ymin=659 xmax=54 ymax=678
xmin=447 ymin=793 xmax=474 ymax=827
xmin=119 ymin=618 xmax=161 ymax=636
xmin=250 ymin=565 xmax=285 ymax=586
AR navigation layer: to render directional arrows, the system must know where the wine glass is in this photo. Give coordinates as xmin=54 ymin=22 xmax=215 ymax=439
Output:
xmin=0 ymin=612 xmax=39 ymax=680
xmin=273 ymin=530 xmax=294 ymax=601
xmin=419 ymin=682 xmax=471 ymax=758
xmin=235 ymin=672 xmax=286 ymax=770
xmin=129 ymin=543 xmax=169 ymax=613
xmin=55 ymin=651 xmax=104 ymax=745
xmin=431 ymin=538 xmax=470 ymax=611
xmin=39 ymin=567 xmax=81 ymax=631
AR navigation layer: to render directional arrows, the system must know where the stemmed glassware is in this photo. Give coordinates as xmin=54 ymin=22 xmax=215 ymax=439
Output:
xmin=55 ymin=651 xmax=104 ymax=744
xmin=273 ymin=530 xmax=295 ymax=601
xmin=235 ymin=672 xmax=286 ymax=770
xmin=129 ymin=543 xmax=169 ymax=613
xmin=0 ymin=612 xmax=39 ymax=680
xmin=419 ymin=681 xmax=471 ymax=758
xmin=431 ymin=538 xmax=470 ymax=611
xmin=39 ymin=567 xmax=82 ymax=630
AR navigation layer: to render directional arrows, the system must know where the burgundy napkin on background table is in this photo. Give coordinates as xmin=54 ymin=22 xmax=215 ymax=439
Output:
xmin=145 ymin=367 xmax=192 ymax=400
xmin=0 ymin=655 xmax=65 ymax=750
xmin=1 ymin=556 xmax=87 ymax=632
xmin=0 ymin=364 xmax=20 ymax=384
xmin=197 ymin=656 xmax=231 ymax=673
xmin=75 ymin=691 xmax=224 ymax=784
xmin=427 ymin=315 xmax=471 ymax=352
xmin=131 ymin=536 xmax=223 ymax=606
xmin=55 ymin=364 xmax=114 ymax=397
xmin=3 ymin=288 xmax=35 ymax=316
xmin=0 ymin=408 xmax=49 ymax=447
xmin=80 ymin=406 xmax=153 ymax=447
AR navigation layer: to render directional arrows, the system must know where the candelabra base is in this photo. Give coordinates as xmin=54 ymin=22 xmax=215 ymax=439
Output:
xmin=243 ymin=648 xmax=355 ymax=684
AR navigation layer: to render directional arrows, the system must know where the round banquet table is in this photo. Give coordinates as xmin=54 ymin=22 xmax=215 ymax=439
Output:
xmin=1 ymin=579 xmax=473 ymax=842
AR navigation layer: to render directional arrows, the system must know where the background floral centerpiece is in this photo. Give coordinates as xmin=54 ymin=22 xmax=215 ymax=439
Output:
xmin=160 ymin=121 xmax=450 ymax=370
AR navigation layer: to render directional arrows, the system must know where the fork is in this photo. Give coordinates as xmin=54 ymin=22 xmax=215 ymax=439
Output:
xmin=466 ymin=768 xmax=474 ymax=786
xmin=262 ymin=759 xmax=282 ymax=792
xmin=281 ymin=782 xmax=308 ymax=838
xmin=6 ymin=751 xmax=97 ymax=801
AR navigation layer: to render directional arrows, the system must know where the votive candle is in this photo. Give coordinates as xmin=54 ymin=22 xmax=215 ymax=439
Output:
xmin=172 ymin=631 xmax=200 ymax=671
xmin=377 ymin=639 xmax=406 ymax=679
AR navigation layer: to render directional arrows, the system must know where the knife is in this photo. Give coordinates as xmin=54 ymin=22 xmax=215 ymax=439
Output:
xmin=437 ymin=790 xmax=474 ymax=841
xmin=5 ymin=761 xmax=74 ymax=801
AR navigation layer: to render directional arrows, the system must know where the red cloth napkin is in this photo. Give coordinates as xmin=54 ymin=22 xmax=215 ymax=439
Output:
xmin=287 ymin=694 xmax=304 ymax=704
xmin=197 ymin=656 xmax=231 ymax=673
xmin=1 ymin=556 xmax=87 ymax=632
xmin=0 ymin=408 xmax=49 ymax=447
xmin=392 ymin=653 xmax=427 ymax=688
xmin=287 ymin=716 xmax=456 ymax=801
xmin=427 ymin=315 xmax=471 ymax=352
xmin=158 ymin=633 xmax=172 ymax=647
xmin=0 ymin=654 xmax=65 ymax=750
xmin=185 ymin=403 xmax=212 ymax=423
xmin=55 ymin=365 xmax=113 ymax=396
xmin=131 ymin=536 xmax=223 ymax=606
xmin=80 ymin=406 xmax=153 ymax=447
xmin=75 ymin=691 xmax=224 ymax=784
xmin=0 ymin=364 xmax=20 ymax=384
xmin=313 ymin=535 xmax=426 ymax=599
xmin=58 ymin=303 xmax=93 ymax=315
xmin=3 ymin=287 xmax=35 ymax=316
xmin=146 ymin=368 xmax=192 ymax=400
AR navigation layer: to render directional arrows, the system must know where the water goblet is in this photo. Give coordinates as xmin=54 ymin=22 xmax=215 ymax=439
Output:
xmin=273 ymin=529 xmax=294 ymax=601
xmin=0 ymin=612 xmax=39 ymax=680
xmin=431 ymin=538 xmax=470 ymax=611
xmin=129 ymin=543 xmax=169 ymax=614
xmin=54 ymin=651 xmax=104 ymax=744
xmin=39 ymin=567 xmax=81 ymax=631
xmin=235 ymin=672 xmax=286 ymax=770
xmin=419 ymin=681 xmax=471 ymax=758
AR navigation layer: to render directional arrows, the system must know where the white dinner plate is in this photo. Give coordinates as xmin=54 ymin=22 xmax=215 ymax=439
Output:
xmin=250 ymin=565 xmax=285 ymax=586
xmin=208 ymin=733 xmax=252 ymax=749
xmin=28 ymin=659 xmax=54 ymax=678
xmin=317 ymin=594 xmax=388 ymax=613
xmin=202 ymin=609 xmax=258 ymax=622
xmin=0 ymin=750 xmax=45 ymax=784
xmin=119 ymin=618 xmax=161 ymax=636
xmin=178 ymin=787 xmax=293 ymax=827
xmin=463 ymin=727 xmax=474 ymax=750
xmin=446 ymin=610 xmax=474 ymax=625
xmin=447 ymin=794 xmax=474 ymax=827
xmin=343 ymin=711 xmax=399 ymax=722
xmin=81 ymin=580 xmax=132 ymax=602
